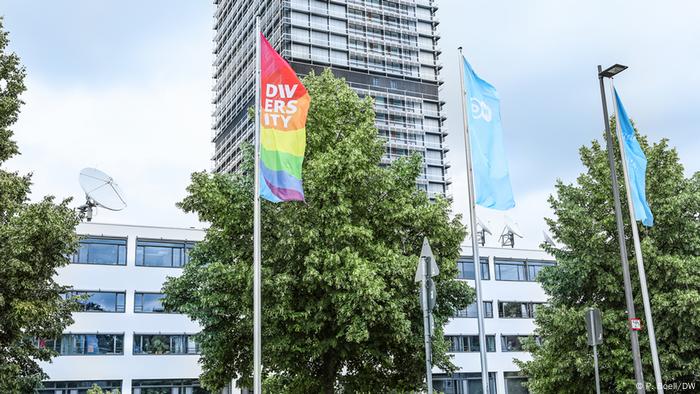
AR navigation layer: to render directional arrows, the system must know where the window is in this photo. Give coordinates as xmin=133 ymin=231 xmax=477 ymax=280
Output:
xmin=495 ymin=260 xmax=527 ymax=281
xmin=433 ymin=372 xmax=497 ymax=394
xmin=65 ymin=291 xmax=125 ymax=312
xmin=291 ymin=27 xmax=310 ymax=43
xmin=38 ymin=380 xmax=122 ymax=394
xmin=312 ymin=46 xmax=329 ymax=62
xmin=71 ymin=237 xmax=127 ymax=265
xmin=504 ymin=371 xmax=530 ymax=394
xmin=527 ymin=261 xmax=555 ymax=281
xmin=132 ymin=379 xmax=209 ymax=394
xmin=330 ymin=33 xmax=347 ymax=49
xmin=292 ymin=43 xmax=311 ymax=59
xmin=501 ymin=335 xmax=540 ymax=352
xmin=329 ymin=18 xmax=346 ymax=31
xmin=136 ymin=239 xmax=195 ymax=267
xmin=428 ymin=182 xmax=444 ymax=194
xmin=41 ymin=334 xmax=124 ymax=355
xmin=331 ymin=50 xmax=348 ymax=66
xmin=445 ymin=335 xmax=496 ymax=352
xmin=134 ymin=292 xmax=169 ymax=313
xmin=457 ymin=257 xmax=489 ymax=280
xmin=455 ymin=301 xmax=493 ymax=318
xmin=498 ymin=301 xmax=545 ymax=318
xmin=495 ymin=260 xmax=556 ymax=281
xmin=133 ymin=334 xmax=199 ymax=355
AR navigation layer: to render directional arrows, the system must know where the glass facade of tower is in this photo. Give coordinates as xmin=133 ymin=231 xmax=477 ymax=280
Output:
xmin=213 ymin=0 xmax=449 ymax=196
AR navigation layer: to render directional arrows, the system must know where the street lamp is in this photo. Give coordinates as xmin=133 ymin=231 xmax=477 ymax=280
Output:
xmin=599 ymin=63 xmax=628 ymax=78
xmin=596 ymin=64 xmax=646 ymax=393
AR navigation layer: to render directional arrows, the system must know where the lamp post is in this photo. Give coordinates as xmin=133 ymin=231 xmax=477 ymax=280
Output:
xmin=597 ymin=63 xmax=645 ymax=393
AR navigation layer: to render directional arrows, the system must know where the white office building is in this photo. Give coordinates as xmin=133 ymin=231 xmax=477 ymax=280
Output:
xmin=37 ymin=222 xmax=551 ymax=393
xmin=37 ymin=222 xmax=210 ymax=394
xmin=434 ymin=244 xmax=554 ymax=394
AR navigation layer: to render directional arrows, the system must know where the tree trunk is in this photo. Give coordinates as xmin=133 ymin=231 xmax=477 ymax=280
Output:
xmin=321 ymin=352 xmax=338 ymax=394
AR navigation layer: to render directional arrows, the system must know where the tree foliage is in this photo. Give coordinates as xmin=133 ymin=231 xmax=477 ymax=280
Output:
xmin=518 ymin=122 xmax=700 ymax=393
xmin=163 ymin=69 xmax=472 ymax=393
xmin=86 ymin=384 xmax=120 ymax=394
xmin=0 ymin=17 xmax=80 ymax=393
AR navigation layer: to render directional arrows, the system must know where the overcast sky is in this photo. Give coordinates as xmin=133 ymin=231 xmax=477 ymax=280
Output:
xmin=2 ymin=1 xmax=699 ymax=248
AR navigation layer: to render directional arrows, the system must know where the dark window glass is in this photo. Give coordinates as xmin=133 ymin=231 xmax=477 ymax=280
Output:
xmin=445 ymin=335 xmax=495 ymax=352
xmin=455 ymin=301 xmax=493 ymax=318
xmin=65 ymin=291 xmax=125 ymax=312
xmin=504 ymin=371 xmax=530 ymax=394
xmin=43 ymin=334 xmax=123 ymax=355
xmin=38 ymin=380 xmax=122 ymax=394
xmin=136 ymin=240 xmax=195 ymax=267
xmin=132 ymin=379 xmax=209 ymax=394
xmin=498 ymin=302 xmax=546 ymax=319
xmin=495 ymin=261 xmax=527 ymax=281
xmin=499 ymin=302 xmax=530 ymax=318
xmin=433 ymin=373 xmax=497 ymax=394
xmin=501 ymin=335 xmax=539 ymax=352
xmin=70 ymin=237 xmax=127 ymax=265
xmin=495 ymin=259 xmax=556 ymax=281
xmin=134 ymin=293 xmax=168 ymax=313
xmin=456 ymin=257 xmax=489 ymax=280
xmin=133 ymin=334 xmax=199 ymax=355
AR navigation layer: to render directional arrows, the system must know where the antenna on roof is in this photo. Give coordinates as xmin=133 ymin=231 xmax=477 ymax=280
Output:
xmin=76 ymin=167 xmax=127 ymax=222
xmin=500 ymin=216 xmax=523 ymax=248
xmin=476 ymin=217 xmax=492 ymax=246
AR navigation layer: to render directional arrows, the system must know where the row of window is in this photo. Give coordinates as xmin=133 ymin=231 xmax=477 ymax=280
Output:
xmin=457 ymin=257 xmax=556 ymax=282
xmin=38 ymin=379 xmax=209 ymax=394
xmin=445 ymin=334 xmax=542 ymax=353
xmin=38 ymin=334 xmax=199 ymax=356
xmin=65 ymin=291 xmax=168 ymax=313
xmin=433 ymin=372 xmax=528 ymax=394
xmin=70 ymin=237 xmax=196 ymax=267
xmin=454 ymin=301 xmax=545 ymax=319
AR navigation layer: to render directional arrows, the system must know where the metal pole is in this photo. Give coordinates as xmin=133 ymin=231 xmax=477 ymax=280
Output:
xmin=459 ymin=47 xmax=490 ymax=394
xmin=422 ymin=257 xmax=434 ymax=394
xmin=611 ymin=81 xmax=664 ymax=393
xmin=593 ymin=342 xmax=601 ymax=394
xmin=253 ymin=16 xmax=262 ymax=394
xmin=597 ymin=65 xmax=645 ymax=393
xmin=590 ymin=309 xmax=601 ymax=394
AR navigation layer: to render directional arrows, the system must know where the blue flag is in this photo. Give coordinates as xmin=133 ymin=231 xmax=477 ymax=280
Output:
xmin=462 ymin=58 xmax=515 ymax=210
xmin=614 ymin=88 xmax=654 ymax=227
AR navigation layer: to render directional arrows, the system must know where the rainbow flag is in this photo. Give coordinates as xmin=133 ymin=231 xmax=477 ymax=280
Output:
xmin=259 ymin=33 xmax=310 ymax=202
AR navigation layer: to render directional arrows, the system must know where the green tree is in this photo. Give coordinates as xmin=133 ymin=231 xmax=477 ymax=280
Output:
xmin=86 ymin=383 xmax=121 ymax=394
xmin=517 ymin=123 xmax=700 ymax=393
xmin=0 ymin=17 xmax=80 ymax=393
xmin=163 ymin=69 xmax=473 ymax=393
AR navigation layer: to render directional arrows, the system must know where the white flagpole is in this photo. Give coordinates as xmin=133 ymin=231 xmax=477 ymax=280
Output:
xmin=253 ymin=15 xmax=262 ymax=394
xmin=611 ymin=80 xmax=663 ymax=393
xmin=458 ymin=47 xmax=490 ymax=394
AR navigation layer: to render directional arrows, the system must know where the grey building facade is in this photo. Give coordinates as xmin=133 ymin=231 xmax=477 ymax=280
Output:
xmin=213 ymin=0 xmax=449 ymax=196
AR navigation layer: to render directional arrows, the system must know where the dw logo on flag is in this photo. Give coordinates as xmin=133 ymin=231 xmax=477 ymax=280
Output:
xmin=470 ymin=97 xmax=492 ymax=122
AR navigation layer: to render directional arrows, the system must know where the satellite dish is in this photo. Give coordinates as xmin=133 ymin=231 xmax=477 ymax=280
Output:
xmin=543 ymin=231 xmax=556 ymax=247
xmin=77 ymin=168 xmax=126 ymax=221
xmin=475 ymin=216 xmax=492 ymax=246
xmin=504 ymin=216 xmax=524 ymax=238
xmin=477 ymin=217 xmax=492 ymax=235
xmin=500 ymin=216 xmax=523 ymax=248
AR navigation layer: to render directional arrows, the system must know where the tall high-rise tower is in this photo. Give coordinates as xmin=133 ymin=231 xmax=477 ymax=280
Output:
xmin=213 ymin=0 xmax=449 ymax=196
